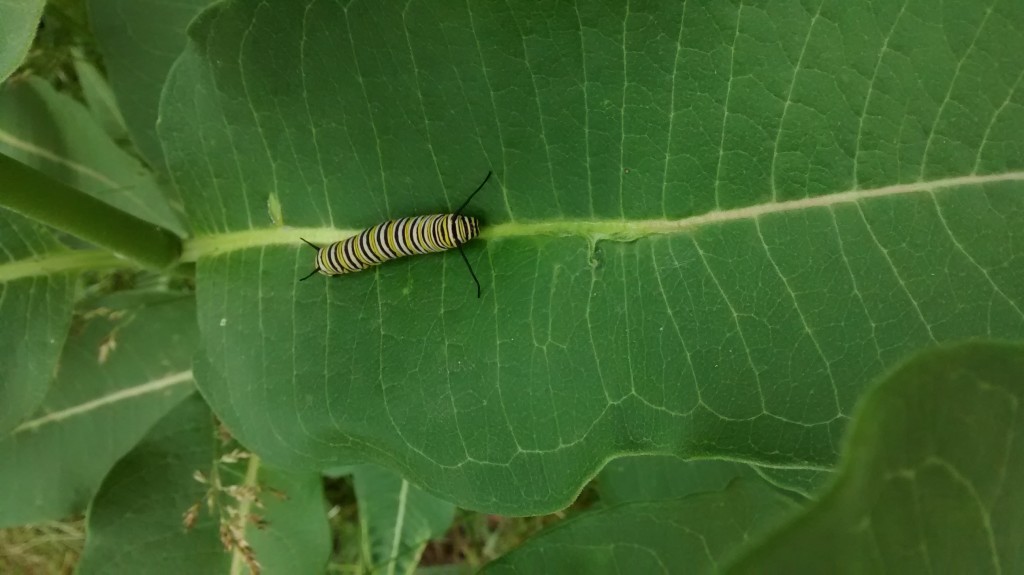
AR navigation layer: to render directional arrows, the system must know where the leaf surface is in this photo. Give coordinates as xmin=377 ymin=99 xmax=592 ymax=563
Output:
xmin=726 ymin=342 xmax=1024 ymax=574
xmin=484 ymin=480 xmax=799 ymax=574
xmin=73 ymin=56 xmax=129 ymax=143
xmin=0 ymin=0 xmax=45 ymax=82
xmin=598 ymin=455 xmax=762 ymax=505
xmin=77 ymin=394 xmax=331 ymax=575
xmin=161 ymin=0 xmax=1024 ymax=512
xmin=751 ymin=466 xmax=832 ymax=498
xmin=87 ymin=0 xmax=211 ymax=168
xmin=0 ymin=78 xmax=185 ymax=235
xmin=0 ymin=210 xmax=74 ymax=435
xmin=0 ymin=293 xmax=196 ymax=527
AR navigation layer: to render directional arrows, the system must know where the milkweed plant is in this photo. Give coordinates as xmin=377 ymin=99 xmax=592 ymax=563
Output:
xmin=1 ymin=0 xmax=1022 ymax=573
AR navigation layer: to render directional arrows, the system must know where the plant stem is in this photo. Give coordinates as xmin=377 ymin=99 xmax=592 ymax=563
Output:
xmin=0 ymin=152 xmax=182 ymax=269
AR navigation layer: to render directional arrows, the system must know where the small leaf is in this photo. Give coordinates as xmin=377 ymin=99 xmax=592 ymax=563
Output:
xmin=77 ymin=395 xmax=331 ymax=575
xmin=72 ymin=55 xmax=129 ymax=143
xmin=77 ymin=395 xmax=228 ymax=574
xmin=751 ymin=466 xmax=833 ymax=499
xmin=0 ymin=292 xmax=197 ymax=527
xmin=353 ymin=464 xmax=456 ymax=574
xmin=0 ymin=0 xmax=45 ymax=82
xmin=726 ymin=342 xmax=1024 ymax=574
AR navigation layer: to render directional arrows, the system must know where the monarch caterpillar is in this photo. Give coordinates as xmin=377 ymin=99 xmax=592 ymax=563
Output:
xmin=299 ymin=171 xmax=492 ymax=298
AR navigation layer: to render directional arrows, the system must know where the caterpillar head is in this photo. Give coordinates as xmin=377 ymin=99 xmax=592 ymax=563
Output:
xmin=298 ymin=238 xmax=325 ymax=281
xmin=453 ymin=214 xmax=481 ymax=244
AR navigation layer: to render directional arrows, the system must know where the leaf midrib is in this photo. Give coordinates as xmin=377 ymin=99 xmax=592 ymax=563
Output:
xmin=1 ymin=171 xmax=1020 ymax=280
xmin=181 ymin=171 xmax=1024 ymax=256
xmin=12 ymin=370 xmax=193 ymax=433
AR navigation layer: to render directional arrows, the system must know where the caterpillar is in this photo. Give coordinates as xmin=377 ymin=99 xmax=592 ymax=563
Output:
xmin=299 ymin=171 xmax=492 ymax=298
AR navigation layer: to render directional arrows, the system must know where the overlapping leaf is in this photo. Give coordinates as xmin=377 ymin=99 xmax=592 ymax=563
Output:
xmin=161 ymin=0 xmax=1024 ymax=512
xmin=726 ymin=342 xmax=1024 ymax=574
xmin=77 ymin=395 xmax=331 ymax=575
xmin=0 ymin=293 xmax=196 ymax=527
xmin=597 ymin=455 xmax=763 ymax=505
xmin=0 ymin=210 xmax=74 ymax=435
xmin=0 ymin=68 xmax=189 ymax=436
xmin=488 ymin=342 xmax=1024 ymax=573
xmin=0 ymin=0 xmax=45 ymax=82
xmin=0 ymin=78 xmax=185 ymax=235
xmin=485 ymin=479 xmax=799 ymax=574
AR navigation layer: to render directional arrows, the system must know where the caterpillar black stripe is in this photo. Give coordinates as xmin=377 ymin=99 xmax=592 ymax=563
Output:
xmin=299 ymin=171 xmax=492 ymax=298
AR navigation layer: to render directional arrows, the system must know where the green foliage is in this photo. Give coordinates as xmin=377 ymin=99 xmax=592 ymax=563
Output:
xmin=162 ymin=0 xmax=1024 ymax=514
xmin=597 ymin=456 xmax=763 ymax=504
xmin=477 ymin=342 xmax=1024 ymax=574
xmin=77 ymin=395 xmax=331 ymax=574
xmin=727 ymin=342 xmax=1024 ymax=574
xmin=0 ymin=292 xmax=196 ymax=527
xmin=0 ymin=0 xmax=45 ymax=83
xmin=86 ymin=0 xmax=211 ymax=168
xmin=0 ymin=0 xmax=1022 ymax=572
xmin=351 ymin=464 xmax=457 ymax=574
xmin=0 ymin=210 xmax=74 ymax=435
xmin=0 ymin=78 xmax=185 ymax=235
xmin=485 ymin=480 xmax=800 ymax=574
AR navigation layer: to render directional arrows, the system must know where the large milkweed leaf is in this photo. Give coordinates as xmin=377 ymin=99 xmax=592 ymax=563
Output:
xmin=484 ymin=479 xmax=799 ymax=574
xmin=352 ymin=464 xmax=456 ymax=574
xmin=0 ymin=0 xmax=45 ymax=83
xmin=726 ymin=342 xmax=1024 ymax=573
xmin=0 ymin=210 xmax=75 ymax=435
xmin=0 ymin=293 xmax=197 ymax=528
xmin=86 ymin=0 xmax=211 ymax=168
xmin=77 ymin=394 xmax=332 ymax=575
xmin=161 ymin=0 xmax=1024 ymax=513
xmin=0 ymin=78 xmax=186 ymax=236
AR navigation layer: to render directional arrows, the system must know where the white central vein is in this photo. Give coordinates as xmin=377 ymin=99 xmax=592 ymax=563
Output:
xmin=181 ymin=171 xmax=1024 ymax=256
xmin=0 ymin=129 xmax=120 ymax=188
xmin=13 ymin=370 xmax=193 ymax=433
xmin=0 ymin=172 xmax=1021 ymax=283
xmin=386 ymin=479 xmax=410 ymax=575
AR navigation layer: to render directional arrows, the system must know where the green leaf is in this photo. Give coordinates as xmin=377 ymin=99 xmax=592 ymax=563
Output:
xmin=484 ymin=480 xmax=799 ymax=574
xmin=0 ymin=0 xmax=45 ymax=82
xmin=353 ymin=464 xmax=456 ymax=574
xmin=77 ymin=394 xmax=331 ymax=575
xmin=0 ymin=293 xmax=196 ymax=527
xmin=161 ymin=0 xmax=1024 ymax=513
xmin=0 ymin=77 xmax=186 ymax=236
xmin=751 ymin=466 xmax=833 ymax=499
xmin=242 ymin=460 xmax=333 ymax=575
xmin=0 ymin=210 xmax=74 ymax=435
xmin=598 ymin=455 xmax=762 ymax=505
xmin=72 ymin=55 xmax=129 ymax=144
xmin=87 ymin=0 xmax=211 ymax=168
xmin=725 ymin=341 xmax=1024 ymax=574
